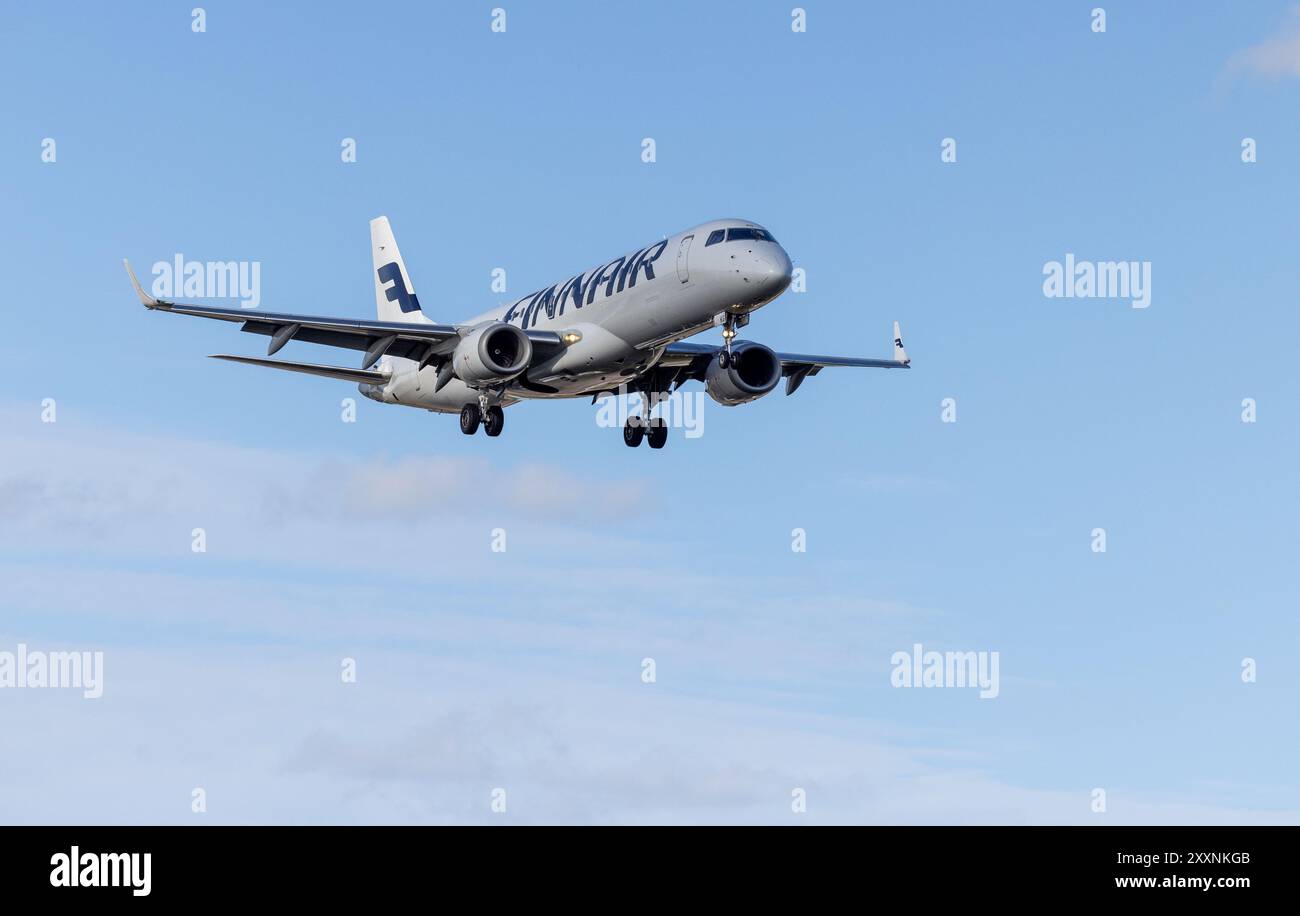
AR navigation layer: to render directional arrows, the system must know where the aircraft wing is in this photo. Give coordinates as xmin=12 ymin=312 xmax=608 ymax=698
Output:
xmin=208 ymin=354 xmax=392 ymax=385
xmin=124 ymin=260 xmax=563 ymax=368
xmin=659 ymin=321 xmax=910 ymax=395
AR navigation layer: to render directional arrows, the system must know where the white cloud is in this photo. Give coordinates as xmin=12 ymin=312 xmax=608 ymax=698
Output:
xmin=1 ymin=405 xmax=1294 ymax=825
xmin=2 ymin=645 xmax=1295 ymax=825
xmin=842 ymin=472 xmax=944 ymax=493
xmin=1228 ymin=6 xmax=1300 ymax=78
xmin=0 ymin=405 xmax=648 ymax=568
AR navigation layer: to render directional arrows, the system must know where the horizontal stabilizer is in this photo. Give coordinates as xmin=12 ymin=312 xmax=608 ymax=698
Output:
xmin=209 ymin=354 xmax=390 ymax=385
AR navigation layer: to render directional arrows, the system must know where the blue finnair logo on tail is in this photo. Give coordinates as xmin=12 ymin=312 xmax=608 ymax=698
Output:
xmin=377 ymin=262 xmax=421 ymax=313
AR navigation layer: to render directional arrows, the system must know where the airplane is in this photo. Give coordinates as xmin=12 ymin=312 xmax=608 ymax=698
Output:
xmin=124 ymin=217 xmax=910 ymax=448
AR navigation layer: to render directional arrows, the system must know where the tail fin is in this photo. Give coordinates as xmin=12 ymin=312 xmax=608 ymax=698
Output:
xmin=893 ymin=320 xmax=910 ymax=365
xmin=370 ymin=216 xmax=432 ymax=324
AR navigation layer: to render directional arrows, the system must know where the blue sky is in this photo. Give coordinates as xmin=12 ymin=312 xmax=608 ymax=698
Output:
xmin=1 ymin=1 xmax=1298 ymax=823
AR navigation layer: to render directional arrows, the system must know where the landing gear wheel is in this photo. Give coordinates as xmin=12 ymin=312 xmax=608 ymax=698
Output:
xmin=647 ymin=419 xmax=668 ymax=449
xmin=483 ymin=405 xmax=505 ymax=437
xmin=717 ymin=350 xmax=730 ymax=370
xmin=459 ymin=405 xmax=480 ymax=435
xmin=623 ymin=419 xmax=645 ymax=448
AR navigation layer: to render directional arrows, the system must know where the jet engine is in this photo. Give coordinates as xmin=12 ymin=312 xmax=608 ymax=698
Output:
xmin=704 ymin=341 xmax=782 ymax=406
xmin=452 ymin=322 xmax=532 ymax=385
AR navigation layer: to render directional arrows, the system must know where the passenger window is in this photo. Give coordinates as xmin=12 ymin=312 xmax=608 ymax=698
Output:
xmin=705 ymin=229 xmax=725 ymax=247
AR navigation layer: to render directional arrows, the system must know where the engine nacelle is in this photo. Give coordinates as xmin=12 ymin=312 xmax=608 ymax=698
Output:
xmin=704 ymin=342 xmax=782 ymax=406
xmin=452 ymin=322 xmax=532 ymax=385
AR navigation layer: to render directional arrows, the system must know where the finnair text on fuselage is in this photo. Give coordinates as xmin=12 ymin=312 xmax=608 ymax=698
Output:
xmin=500 ymin=239 xmax=669 ymax=328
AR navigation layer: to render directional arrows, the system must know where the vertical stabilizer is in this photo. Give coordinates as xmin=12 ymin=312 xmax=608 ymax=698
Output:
xmin=370 ymin=216 xmax=431 ymax=324
xmin=893 ymin=321 xmax=909 ymax=365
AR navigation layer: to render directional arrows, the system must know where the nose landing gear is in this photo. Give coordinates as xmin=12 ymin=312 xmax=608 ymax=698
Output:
xmin=715 ymin=311 xmax=749 ymax=369
xmin=718 ymin=317 xmax=736 ymax=369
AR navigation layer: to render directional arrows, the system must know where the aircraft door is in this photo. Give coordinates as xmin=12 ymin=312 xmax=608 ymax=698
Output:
xmin=676 ymin=235 xmax=693 ymax=283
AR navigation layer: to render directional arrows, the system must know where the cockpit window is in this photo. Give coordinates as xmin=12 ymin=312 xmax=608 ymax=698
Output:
xmin=726 ymin=227 xmax=776 ymax=244
xmin=705 ymin=229 xmax=725 ymax=247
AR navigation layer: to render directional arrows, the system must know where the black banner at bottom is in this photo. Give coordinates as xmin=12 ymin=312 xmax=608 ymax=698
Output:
xmin=0 ymin=825 xmax=1286 ymax=900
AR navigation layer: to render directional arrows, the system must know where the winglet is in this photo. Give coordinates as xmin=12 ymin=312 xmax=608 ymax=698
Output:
xmin=123 ymin=259 xmax=165 ymax=309
xmin=893 ymin=321 xmax=910 ymax=366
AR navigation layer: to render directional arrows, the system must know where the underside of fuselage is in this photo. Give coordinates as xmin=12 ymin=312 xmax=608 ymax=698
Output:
xmin=371 ymin=343 xmax=668 ymax=413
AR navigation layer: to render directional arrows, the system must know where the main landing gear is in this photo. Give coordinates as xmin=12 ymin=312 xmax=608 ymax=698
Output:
xmin=460 ymin=399 xmax=505 ymax=437
xmin=622 ymin=375 xmax=670 ymax=450
xmin=623 ymin=415 xmax=668 ymax=449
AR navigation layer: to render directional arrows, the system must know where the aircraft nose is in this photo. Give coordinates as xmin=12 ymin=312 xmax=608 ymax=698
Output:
xmin=757 ymin=248 xmax=793 ymax=294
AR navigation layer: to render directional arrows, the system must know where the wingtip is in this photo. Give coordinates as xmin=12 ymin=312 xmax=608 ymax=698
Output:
xmin=123 ymin=258 xmax=164 ymax=308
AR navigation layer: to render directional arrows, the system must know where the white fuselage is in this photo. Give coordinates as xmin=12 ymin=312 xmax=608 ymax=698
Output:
xmin=361 ymin=219 xmax=793 ymax=413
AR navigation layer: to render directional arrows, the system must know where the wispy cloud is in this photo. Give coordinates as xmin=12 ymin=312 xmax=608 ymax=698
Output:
xmin=278 ymin=456 xmax=646 ymax=523
xmin=0 ymin=405 xmax=646 ymax=559
xmin=841 ymin=472 xmax=944 ymax=493
xmin=3 ymin=645 xmax=1295 ymax=825
xmin=2 ymin=405 xmax=1292 ymax=825
xmin=1227 ymin=5 xmax=1300 ymax=79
